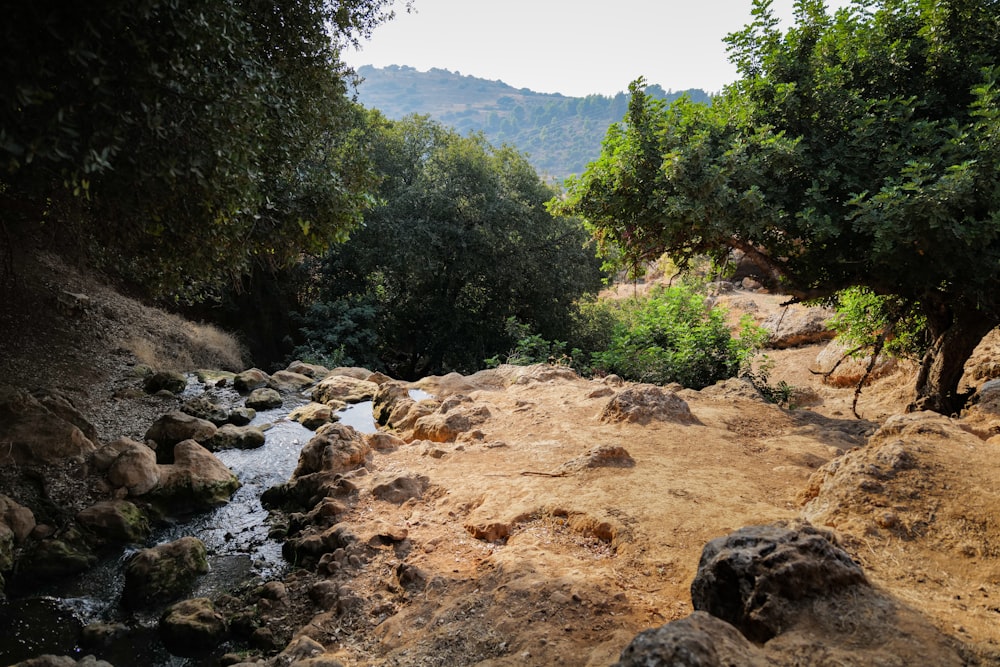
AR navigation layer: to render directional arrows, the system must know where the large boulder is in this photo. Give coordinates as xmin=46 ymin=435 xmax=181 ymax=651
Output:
xmin=761 ymin=303 xmax=836 ymax=349
xmin=233 ymin=368 xmax=269 ymax=393
xmin=0 ymin=387 xmax=97 ymax=466
xmin=123 ymin=536 xmax=208 ymax=608
xmin=206 ymin=424 xmax=265 ymax=451
xmin=106 ymin=438 xmax=160 ymax=496
xmin=180 ymin=396 xmax=230 ymax=425
xmin=143 ymin=370 xmax=188 ymax=394
xmin=615 ymin=611 xmax=765 ymax=667
xmin=268 ymin=370 xmax=316 ymax=393
xmin=289 ymin=402 xmax=337 ymax=430
xmin=600 ymin=385 xmax=696 ymax=425
xmin=0 ymin=494 xmax=36 ymax=543
xmin=159 ymin=597 xmax=228 ymax=657
xmin=76 ymin=500 xmax=150 ymax=544
xmin=690 ymin=522 xmax=867 ymax=643
xmin=292 ymin=423 xmax=372 ymax=478
xmin=245 ymin=387 xmax=282 ymax=410
xmin=311 ymin=375 xmax=379 ymax=405
xmin=148 ymin=440 xmax=240 ymax=513
xmin=144 ymin=412 xmax=217 ymax=462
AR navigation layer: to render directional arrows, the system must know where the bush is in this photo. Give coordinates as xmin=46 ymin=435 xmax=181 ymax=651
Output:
xmin=592 ymin=285 xmax=764 ymax=389
xmin=828 ymin=287 xmax=928 ymax=360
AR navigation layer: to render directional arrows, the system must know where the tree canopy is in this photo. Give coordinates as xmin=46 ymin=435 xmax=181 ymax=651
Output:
xmin=555 ymin=0 xmax=1000 ymax=414
xmin=1 ymin=0 xmax=401 ymax=298
xmin=294 ymin=113 xmax=604 ymax=378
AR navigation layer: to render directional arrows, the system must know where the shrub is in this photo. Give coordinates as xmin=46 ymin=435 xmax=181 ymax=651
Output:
xmin=828 ymin=287 xmax=928 ymax=360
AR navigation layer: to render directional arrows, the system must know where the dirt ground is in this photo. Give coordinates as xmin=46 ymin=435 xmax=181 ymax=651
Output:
xmin=3 ymin=253 xmax=1000 ymax=665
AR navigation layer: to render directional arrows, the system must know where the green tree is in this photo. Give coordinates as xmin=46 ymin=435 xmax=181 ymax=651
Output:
xmin=297 ymin=113 xmax=604 ymax=378
xmin=1 ymin=0 xmax=401 ymax=297
xmin=556 ymin=0 xmax=1000 ymax=414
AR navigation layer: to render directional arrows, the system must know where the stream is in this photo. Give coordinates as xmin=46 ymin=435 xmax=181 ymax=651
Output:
xmin=0 ymin=380 xmax=421 ymax=665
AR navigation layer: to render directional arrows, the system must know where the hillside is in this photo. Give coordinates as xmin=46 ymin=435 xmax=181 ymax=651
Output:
xmin=353 ymin=65 xmax=711 ymax=182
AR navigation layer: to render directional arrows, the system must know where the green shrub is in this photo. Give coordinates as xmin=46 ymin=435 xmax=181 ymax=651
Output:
xmin=828 ymin=287 xmax=928 ymax=359
xmin=592 ymin=285 xmax=765 ymax=389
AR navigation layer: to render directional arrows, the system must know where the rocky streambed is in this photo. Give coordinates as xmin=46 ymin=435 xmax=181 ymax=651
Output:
xmin=0 ymin=362 xmax=396 ymax=665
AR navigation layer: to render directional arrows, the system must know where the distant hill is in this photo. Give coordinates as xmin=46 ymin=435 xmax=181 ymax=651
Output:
xmin=353 ymin=65 xmax=710 ymax=183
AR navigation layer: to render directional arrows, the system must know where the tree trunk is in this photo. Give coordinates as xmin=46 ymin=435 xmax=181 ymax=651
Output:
xmin=910 ymin=307 xmax=998 ymax=415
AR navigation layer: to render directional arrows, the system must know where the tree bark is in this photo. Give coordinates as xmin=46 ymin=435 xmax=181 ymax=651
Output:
xmin=909 ymin=307 xmax=998 ymax=415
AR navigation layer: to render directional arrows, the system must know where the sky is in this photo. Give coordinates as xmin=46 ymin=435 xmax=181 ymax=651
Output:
xmin=343 ymin=0 xmax=855 ymax=97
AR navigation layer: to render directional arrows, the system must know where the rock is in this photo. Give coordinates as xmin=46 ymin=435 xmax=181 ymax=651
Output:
xmin=289 ymin=402 xmax=336 ymax=430
xmin=690 ymin=522 xmax=867 ymax=643
xmin=373 ymin=382 xmax=410 ymax=426
xmin=76 ymin=500 xmax=149 ymax=544
xmin=149 ymin=440 xmax=240 ymax=513
xmin=409 ymin=398 xmax=490 ymax=443
xmin=10 ymin=656 xmax=114 ymax=667
xmin=0 ymin=386 xmax=97 ymax=465
xmin=207 ymin=424 xmax=265 ymax=451
xmin=180 ymin=396 xmax=230 ymax=425
xmin=365 ymin=432 xmax=406 ymax=452
xmin=812 ymin=339 xmax=899 ymax=387
xmin=0 ymin=494 xmax=36 ymax=542
xmin=761 ymin=304 xmax=836 ymax=349
xmin=246 ymin=387 xmax=282 ymax=410
xmin=32 ymin=390 xmax=99 ymax=443
xmin=286 ymin=360 xmax=330 ymax=378
xmin=234 ymin=368 xmax=270 ymax=393
xmin=159 ymin=597 xmax=228 ymax=657
xmin=106 ymin=439 xmax=160 ymax=495
xmin=268 ymin=370 xmax=316 ymax=393
xmin=614 ymin=611 xmax=764 ymax=667
xmin=0 ymin=522 xmax=13 ymax=574
xmin=372 ymin=474 xmax=430 ymax=504
xmin=227 ymin=406 xmax=256 ymax=426
xmin=699 ymin=377 xmax=767 ymax=402
xmin=600 ymin=386 xmax=696 ymax=425
xmin=326 ymin=366 xmax=374 ymax=380
xmin=144 ymin=411 xmax=218 ymax=462
xmin=123 ymin=536 xmax=209 ymax=608
xmin=292 ymin=423 xmax=372 ymax=478
xmin=144 ymin=370 xmax=188 ymax=394
xmin=20 ymin=536 xmax=97 ymax=580
xmin=195 ymin=369 xmax=237 ymax=385
xmin=556 ymin=445 xmax=635 ymax=473
xmin=311 ymin=375 xmax=379 ymax=404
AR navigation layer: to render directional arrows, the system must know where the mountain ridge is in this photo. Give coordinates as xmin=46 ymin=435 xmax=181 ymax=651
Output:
xmin=353 ymin=65 xmax=711 ymax=182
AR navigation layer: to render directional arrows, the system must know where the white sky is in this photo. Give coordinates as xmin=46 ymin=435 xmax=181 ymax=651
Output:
xmin=344 ymin=0 xmax=855 ymax=97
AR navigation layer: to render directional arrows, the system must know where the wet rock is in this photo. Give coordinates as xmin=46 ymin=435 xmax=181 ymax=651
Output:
xmin=372 ymin=473 xmax=430 ymax=504
xmin=76 ymin=500 xmax=149 ymax=544
xmin=289 ymin=402 xmax=336 ymax=430
xmin=181 ymin=396 xmax=230 ymax=425
xmin=207 ymin=424 xmax=265 ymax=451
xmin=195 ymin=369 xmax=236 ymax=385
xmin=20 ymin=535 xmax=97 ymax=580
xmin=106 ymin=439 xmax=160 ymax=496
xmin=601 ymin=386 xmax=696 ymax=425
xmin=246 ymin=387 xmax=282 ymax=410
xmin=0 ymin=386 xmax=97 ymax=465
xmin=159 ymin=597 xmax=228 ymax=657
xmin=268 ymin=370 xmax=315 ymax=393
xmin=123 ymin=536 xmax=209 ymax=608
xmin=145 ymin=411 xmax=218 ymax=462
xmin=292 ymin=423 xmax=372 ymax=477
xmin=144 ymin=370 xmax=188 ymax=394
xmin=80 ymin=622 xmax=129 ymax=650
xmin=10 ymin=656 xmax=114 ymax=667
xmin=690 ymin=522 xmax=867 ymax=643
xmin=311 ymin=375 xmax=379 ymax=404
xmin=227 ymin=406 xmax=256 ymax=426
xmin=148 ymin=440 xmax=240 ymax=513
xmin=234 ymin=368 xmax=269 ymax=393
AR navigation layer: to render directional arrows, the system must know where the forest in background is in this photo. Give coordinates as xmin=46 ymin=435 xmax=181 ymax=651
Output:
xmin=353 ymin=65 xmax=710 ymax=181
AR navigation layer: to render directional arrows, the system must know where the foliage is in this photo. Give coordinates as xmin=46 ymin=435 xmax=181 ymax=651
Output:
xmin=483 ymin=318 xmax=577 ymax=369
xmin=354 ymin=65 xmax=710 ymax=181
xmin=1 ymin=0 xmax=401 ymax=298
xmin=296 ymin=113 xmax=604 ymax=379
xmin=591 ymin=285 xmax=765 ymax=389
xmin=290 ymin=296 xmax=381 ymax=370
xmin=555 ymin=0 xmax=1000 ymax=413
xmin=828 ymin=287 xmax=929 ymax=360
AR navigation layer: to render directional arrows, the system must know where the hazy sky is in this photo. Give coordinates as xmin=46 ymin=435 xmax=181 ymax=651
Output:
xmin=343 ymin=0 xmax=855 ymax=97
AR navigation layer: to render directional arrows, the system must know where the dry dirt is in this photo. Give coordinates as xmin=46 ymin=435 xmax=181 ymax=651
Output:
xmin=3 ymin=254 xmax=1000 ymax=666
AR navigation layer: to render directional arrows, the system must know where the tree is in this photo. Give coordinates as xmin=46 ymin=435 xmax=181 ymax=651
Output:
xmin=297 ymin=113 xmax=604 ymax=378
xmin=1 ymin=0 xmax=402 ymax=298
xmin=556 ymin=0 xmax=1000 ymax=414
